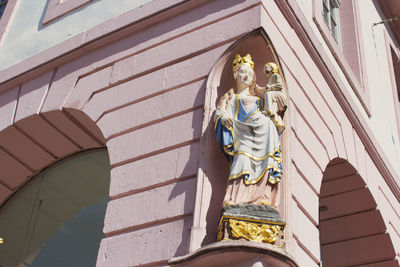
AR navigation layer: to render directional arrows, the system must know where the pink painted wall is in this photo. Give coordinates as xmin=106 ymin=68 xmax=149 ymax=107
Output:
xmin=256 ymin=1 xmax=400 ymax=265
xmin=0 ymin=0 xmax=399 ymax=266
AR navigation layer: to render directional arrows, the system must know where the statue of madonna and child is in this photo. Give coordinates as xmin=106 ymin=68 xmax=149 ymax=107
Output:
xmin=215 ymin=54 xmax=287 ymax=245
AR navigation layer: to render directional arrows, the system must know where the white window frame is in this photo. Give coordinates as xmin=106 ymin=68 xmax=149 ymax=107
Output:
xmin=322 ymin=0 xmax=341 ymax=45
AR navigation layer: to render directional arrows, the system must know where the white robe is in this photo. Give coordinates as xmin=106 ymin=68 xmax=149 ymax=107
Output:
xmin=215 ymin=93 xmax=282 ymax=205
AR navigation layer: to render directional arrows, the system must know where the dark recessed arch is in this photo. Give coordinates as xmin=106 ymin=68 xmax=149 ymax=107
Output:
xmin=319 ymin=158 xmax=397 ymax=266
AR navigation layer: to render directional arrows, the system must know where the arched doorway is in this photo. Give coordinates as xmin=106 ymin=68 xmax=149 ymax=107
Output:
xmin=0 ymin=149 xmax=110 ymax=266
xmin=319 ymin=158 xmax=396 ymax=266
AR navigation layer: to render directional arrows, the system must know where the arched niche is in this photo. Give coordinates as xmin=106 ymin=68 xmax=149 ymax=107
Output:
xmin=319 ymin=158 xmax=397 ymax=266
xmin=194 ymin=28 xmax=289 ymax=248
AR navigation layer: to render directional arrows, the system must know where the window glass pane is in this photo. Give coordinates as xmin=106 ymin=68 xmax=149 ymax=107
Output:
xmin=331 ymin=7 xmax=339 ymax=23
xmin=0 ymin=150 xmax=110 ymax=267
xmin=0 ymin=0 xmax=8 ymax=18
xmin=329 ymin=4 xmax=335 ymax=15
xmin=331 ymin=21 xmax=338 ymax=41
xmin=330 ymin=14 xmax=336 ymax=25
xmin=322 ymin=0 xmax=340 ymax=43
xmin=330 ymin=0 xmax=339 ymax=8
xmin=322 ymin=4 xmax=330 ymax=25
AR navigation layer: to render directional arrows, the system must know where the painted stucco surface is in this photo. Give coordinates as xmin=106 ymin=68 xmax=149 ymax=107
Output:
xmin=358 ymin=1 xmax=400 ymax=173
xmin=294 ymin=0 xmax=400 ymax=181
xmin=0 ymin=0 xmax=399 ymax=266
xmin=0 ymin=0 xmax=152 ymax=70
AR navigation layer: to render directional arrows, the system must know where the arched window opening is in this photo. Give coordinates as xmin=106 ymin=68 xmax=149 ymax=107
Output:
xmin=0 ymin=149 xmax=110 ymax=267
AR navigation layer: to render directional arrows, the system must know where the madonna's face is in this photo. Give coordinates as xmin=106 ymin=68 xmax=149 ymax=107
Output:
xmin=235 ymin=65 xmax=254 ymax=86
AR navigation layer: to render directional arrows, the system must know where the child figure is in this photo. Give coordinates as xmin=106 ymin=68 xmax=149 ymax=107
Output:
xmin=261 ymin=62 xmax=287 ymax=135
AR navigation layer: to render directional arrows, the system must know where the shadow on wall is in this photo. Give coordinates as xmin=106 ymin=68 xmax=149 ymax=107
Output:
xmin=168 ymin=78 xmax=207 ymax=256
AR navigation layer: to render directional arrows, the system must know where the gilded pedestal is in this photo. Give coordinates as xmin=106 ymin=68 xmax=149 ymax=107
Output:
xmin=217 ymin=204 xmax=285 ymax=246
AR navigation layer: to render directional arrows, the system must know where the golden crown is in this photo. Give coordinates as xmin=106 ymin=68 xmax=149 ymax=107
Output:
xmin=232 ymin=54 xmax=254 ymax=70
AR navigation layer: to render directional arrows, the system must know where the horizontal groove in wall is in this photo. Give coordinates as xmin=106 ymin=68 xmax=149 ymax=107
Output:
xmin=284 ymin=60 xmax=336 ymax=140
xmin=0 ymin=180 xmax=13 ymax=192
xmin=75 ymin=2 xmax=261 ymax=84
xmin=290 ymin=100 xmax=330 ymax=161
xmin=106 ymin=105 xmax=203 ymax=141
xmin=293 ymin=196 xmax=318 ymax=226
xmin=291 ymin=128 xmax=323 ymax=171
xmin=104 ymin=213 xmax=192 ymax=237
xmin=39 ymin=114 xmax=83 ymax=150
xmin=291 ymin=158 xmax=319 ymax=196
xmin=14 ymin=125 xmax=57 ymax=160
xmin=326 ymin=158 xmax=347 ymax=167
xmin=111 ymin=138 xmax=200 ymax=168
xmin=62 ymin=109 xmax=105 ymax=146
xmin=319 ymin=208 xmax=376 ymax=223
xmin=321 ymin=172 xmax=359 ymax=183
xmin=110 ymin=174 xmax=197 ymax=200
xmin=95 ymin=76 xmax=206 ymax=122
xmin=352 ymin=259 xmax=400 ymax=267
xmin=84 ymin=34 xmax=238 ymax=104
xmin=388 ymin=221 xmax=400 ymax=239
xmin=321 ymin=231 xmax=387 ymax=247
xmin=65 ymin=7 xmax=262 ymax=113
xmin=319 ymin=186 xmax=367 ymax=200
xmin=378 ymin=186 xmax=400 ymax=221
xmin=0 ymin=145 xmax=34 ymax=174
xmin=293 ymin=234 xmax=320 ymax=265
